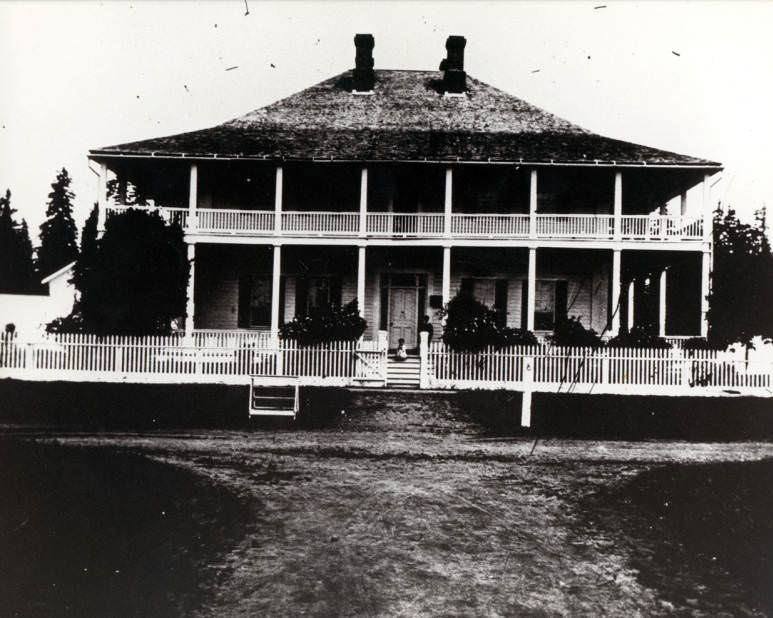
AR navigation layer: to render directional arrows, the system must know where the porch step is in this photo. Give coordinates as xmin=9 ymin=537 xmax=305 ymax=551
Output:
xmin=249 ymin=382 xmax=298 ymax=418
xmin=387 ymin=356 xmax=421 ymax=387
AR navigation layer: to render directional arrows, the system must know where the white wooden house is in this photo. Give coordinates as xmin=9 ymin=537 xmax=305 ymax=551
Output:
xmin=89 ymin=34 xmax=720 ymax=350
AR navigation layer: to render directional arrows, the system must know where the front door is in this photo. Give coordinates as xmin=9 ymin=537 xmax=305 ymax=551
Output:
xmin=389 ymin=288 xmax=417 ymax=349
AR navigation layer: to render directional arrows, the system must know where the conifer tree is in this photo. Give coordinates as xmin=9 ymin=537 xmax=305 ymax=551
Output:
xmin=0 ymin=189 xmax=38 ymax=292
xmin=37 ymin=168 xmax=79 ymax=279
xmin=71 ymin=203 xmax=99 ymax=295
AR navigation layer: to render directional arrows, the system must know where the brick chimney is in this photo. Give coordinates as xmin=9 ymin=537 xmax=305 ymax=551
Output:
xmin=352 ymin=34 xmax=375 ymax=92
xmin=441 ymin=35 xmax=467 ymax=94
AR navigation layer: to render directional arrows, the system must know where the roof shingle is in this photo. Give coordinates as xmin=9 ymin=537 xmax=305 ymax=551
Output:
xmin=91 ymin=70 xmax=720 ymax=167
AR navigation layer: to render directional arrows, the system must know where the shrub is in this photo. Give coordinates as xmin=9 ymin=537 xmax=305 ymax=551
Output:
xmin=441 ymin=293 xmax=537 ymax=351
xmin=279 ymin=299 xmax=366 ymax=346
xmin=549 ymin=316 xmax=603 ymax=348
xmin=607 ymin=324 xmax=671 ymax=349
xmin=681 ymin=337 xmax=716 ymax=351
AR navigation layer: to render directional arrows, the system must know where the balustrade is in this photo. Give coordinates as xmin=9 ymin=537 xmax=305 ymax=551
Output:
xmin=107 ymin=204 xmax=705 ymax=242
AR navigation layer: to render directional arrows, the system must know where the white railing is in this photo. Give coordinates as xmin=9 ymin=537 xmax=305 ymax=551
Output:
xmin=197 ymin=208 xmax=274 ymax=234
xmin=451 ymin=214 xmax=530 ymax=237
xmin=536 ymin=214 xmax=615 ymax=239
xmin=109 ymin=205 xmax=706 ymax=242
xmin=427 ymin=342 xmax=773 ymax=395
xmin=106 ymin=205 xmax=189 ymax=229
xmin=620 ymin=215 xmax=703 ymax=240
xmin=366 ymin=213 xmax=445 ymax=237
xmin=282 ymin=211 xmax=359 ymax=235
xmin=0 ymin=333 xmax=387 ymax=386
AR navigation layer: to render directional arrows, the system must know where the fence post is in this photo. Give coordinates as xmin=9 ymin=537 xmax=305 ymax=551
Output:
xmin=681 ymin=349 xmax=691 ymax=389
xmin=601 ymin=348 xmax=610 ymax=385
xmin=114 ymin=341 xmax=123 ymax=375
xmin=521 ymin=354 xmax=535 ymax=428
xmin=378 ymin=330 xmax=388 ymax=384
xmin=275 ymin=334 xmax=284 ymax=376
xmin=419 ymin=331 xmax=430 ymax=389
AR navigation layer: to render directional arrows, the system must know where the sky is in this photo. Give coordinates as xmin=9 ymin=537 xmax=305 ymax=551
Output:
xmin=1 ymin=0 xmax=772 ymax=241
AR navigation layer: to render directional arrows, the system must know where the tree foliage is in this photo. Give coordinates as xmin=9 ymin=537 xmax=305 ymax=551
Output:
xmin=71 ymin=203 xmax=99 ymax=294
xmin=50 ymin=209 xmax=189 ymax=335
xmin=708 ymin=205 xmax=773 ymax=347
xmin=279 ymin=299 xmax=366 ymax=345
xmin=0 ymin=189 xmax=38 ymax=293
xmin=441 ymin=293 xmax=537 ymax=351
xmin=549 ymin=316 xmax=603 ymax=348
xmin=37 ymin=168 xmax=79 ymax=279
xmin=607 ymin=324 xmax=671 ymax=349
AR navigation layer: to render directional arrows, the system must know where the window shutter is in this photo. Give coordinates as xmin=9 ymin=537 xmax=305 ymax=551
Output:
xmin=555 ymin=280 xmax=568 ymax=324
xmin=279 ymin=276 xmax=286 ymax=325
xmin=295 ymin=277 xmax=308 ymax=317
xmin=495 ymin=279 xmax=508 ymax=327
xmin=331 ymin=278 xmax=342 ymax=307
xmin=237 ymin=275 xmax=250 ymax=328
xmin=521 ymin=279 xmax=528 ymax=330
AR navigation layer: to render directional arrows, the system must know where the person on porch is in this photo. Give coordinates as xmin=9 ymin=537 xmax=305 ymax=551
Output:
xmin=419 ymin=315 xmax=434 ymax=345
xmin=395 ymin=338 xmax=408 ymax=361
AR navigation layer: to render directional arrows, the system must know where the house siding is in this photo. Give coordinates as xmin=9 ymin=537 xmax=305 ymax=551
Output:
xmin=193 ymin=247 xmax=610 ymax=338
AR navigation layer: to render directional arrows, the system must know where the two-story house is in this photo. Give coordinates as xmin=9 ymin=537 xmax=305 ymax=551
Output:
xmin=89 ymin=34 xmax=720 ymax=349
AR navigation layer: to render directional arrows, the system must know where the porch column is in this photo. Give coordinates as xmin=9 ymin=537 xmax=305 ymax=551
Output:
xmin=188 ymin=163 xmax=198 ymax=232
xmin=357 ymin=245 xmax=366 ymax=315
xmin=700 ymin=250 xmax=710 ymax=338
xmin=526 ymin=247 xmax=536 ymax=332
xmin=529 ymin=169 xmax=538 ymax=238
xmin=442 ymin=245 xmax=451 ymax=305
xmin=680 ymin=190 xmax=688 ymax=217
xmin=658 ymin=268 xmax=667 ymax=338
xmin=610 ymin=249 xmax=621 ymax=336
xmin=613 ymin=171 xmax=622 ymax=240
xmin=359 ymin=167 xmax=368 ymax=237
xmin=97 ymin=162 xmax=107 ymax=233
xmin=702 ymin=173 xmax=712 ymax=243
xmin=444 ymin=166 xmax=453 ymax=238
xmin=627 ymin=279 xmax=635 ymax=331
xmin=274 ymin=165 xmax=283 ymax=235
xmin=184 ymin=243 xmax=196 ymax=337
xmin=271 ymin=245 xmax=282 ymax=334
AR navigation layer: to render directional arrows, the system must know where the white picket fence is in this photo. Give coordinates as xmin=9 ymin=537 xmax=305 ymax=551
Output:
xmin=0 ymin=333 xmax=386 ymax=386
xmin=427 ymin=342 xmax=773 ymax=396
xmin=3 ymin=333 xmax=772 ymax=396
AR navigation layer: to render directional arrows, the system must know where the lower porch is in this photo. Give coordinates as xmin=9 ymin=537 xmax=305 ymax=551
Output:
xmin=189 ymin=244 xmax=708 ymax=346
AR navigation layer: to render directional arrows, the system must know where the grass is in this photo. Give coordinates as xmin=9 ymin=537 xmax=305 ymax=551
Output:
xmin=2 ymin=384 xmax=773 ymax=615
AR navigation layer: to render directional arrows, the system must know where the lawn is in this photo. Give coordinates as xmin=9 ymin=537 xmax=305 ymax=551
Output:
xmin=1 ymin=388 xmax=772 ymax=616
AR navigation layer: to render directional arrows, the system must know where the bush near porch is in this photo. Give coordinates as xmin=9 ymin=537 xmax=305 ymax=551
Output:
xmin=441 ymin=294 xmax=537 ymax=351
xmin=279 ymin=299 xmax=366 ymax=346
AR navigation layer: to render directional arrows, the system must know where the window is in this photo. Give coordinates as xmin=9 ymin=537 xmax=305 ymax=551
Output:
xmin=533 ymin=280 xmax=568 ymax=330
xmin=238 ymin=275 xmax=272 ymax=328
xmin=295 ymin=277 xmax=342 ymax=316
xmin=534 ymin=281 xmax=556 ymax=330
xmin=461 ymin=278 xmax=508 ymax=327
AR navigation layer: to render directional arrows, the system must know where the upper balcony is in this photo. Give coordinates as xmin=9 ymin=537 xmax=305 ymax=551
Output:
xmin=98 ymin=160 xmax=712 ymax=246
xmin=105 ymin=205 xmax=704 ymax=242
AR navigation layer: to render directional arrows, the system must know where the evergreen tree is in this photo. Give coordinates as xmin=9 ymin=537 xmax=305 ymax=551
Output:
xmin=71 ymin=203 xmax=99 ymax=294
xmin=52 ymin=209 xmax=189 ymax=335
xmin=16 ymin=219 xmax=37 ymax=292
xmin=37 ymin=168 xmax=79 ymax=279
xmin=708 ymin=204 xmax=773 ymax=347
xmin=0 ymin=189 xmax=38 ymax=293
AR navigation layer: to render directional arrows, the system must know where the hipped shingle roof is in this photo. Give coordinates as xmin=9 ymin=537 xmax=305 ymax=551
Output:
xmin=90 ymin=70 xmax=720 ymax=167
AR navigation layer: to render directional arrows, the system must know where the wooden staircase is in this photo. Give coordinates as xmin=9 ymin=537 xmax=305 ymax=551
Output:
xmin=249 ymin=381 xmax=299 ymax=418
xmin=387 ymin=355 xmax=422 ymax=388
